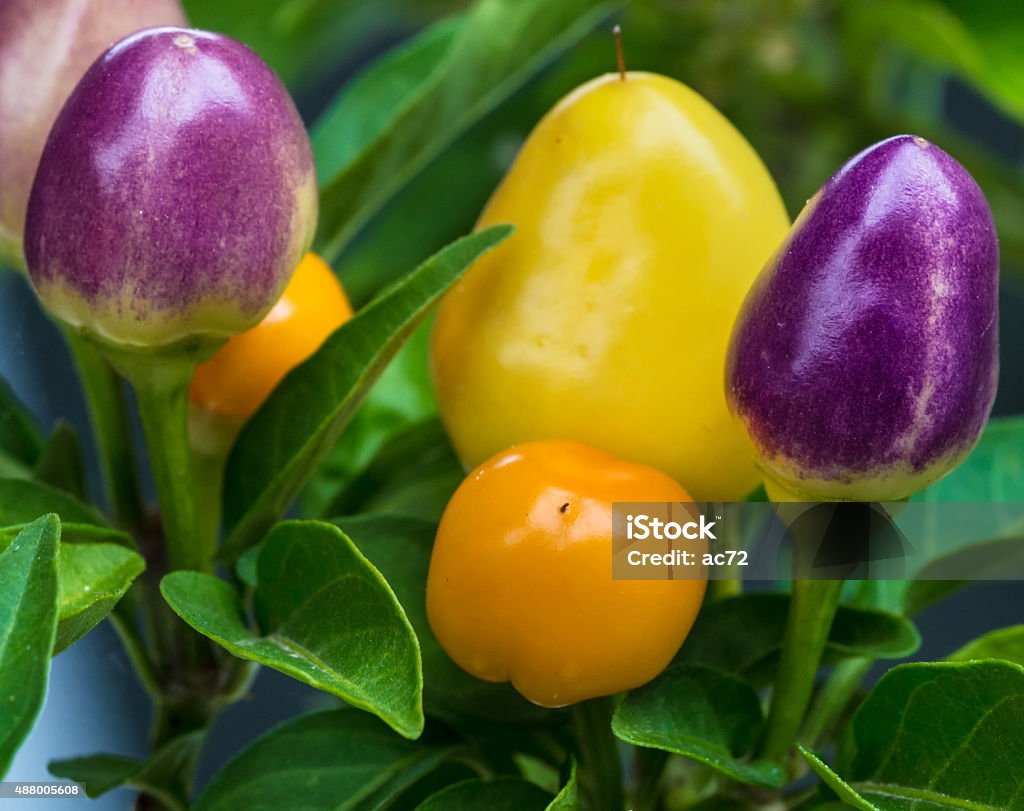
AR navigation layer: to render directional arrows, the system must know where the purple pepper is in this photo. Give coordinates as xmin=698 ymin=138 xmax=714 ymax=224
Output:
xmin=0 ymin=0 xmax=188 ymax=269
xmin=726 ymin=135 xmax=999 ymax=501
xmin=25 ymin=27 xmax=317 ymax=349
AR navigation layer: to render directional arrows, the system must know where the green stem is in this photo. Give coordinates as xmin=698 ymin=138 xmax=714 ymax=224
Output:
xmin=61 ymin=327 xmax=143 ymax=528
xmin=759 ymin=578 xmax=844 ymax=763
xmin=802 ymin=656 xmax=871 ymax=746
xmin=112 ymin=351 xmax=208 ymax=573
xmin=572 ymin=697 xmax=624 ymax=811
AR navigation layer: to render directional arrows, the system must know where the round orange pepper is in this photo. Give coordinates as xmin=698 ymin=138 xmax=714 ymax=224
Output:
xmin=426 ymin=439 xmax=706 ymax=707
xmin=189 ymin=252 xmax=352 ymax=418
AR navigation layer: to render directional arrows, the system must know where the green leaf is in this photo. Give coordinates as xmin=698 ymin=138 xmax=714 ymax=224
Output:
xmin=838 ymin=661 xmax=1024 ymax=810
xmin=843 ymin=0 xmax=1024 ymax=124
xmin=416 ymin=778 xmax=553 ymax=811
xmin=55 ymin=543 xmax=144 ymax=654
xmin=163 ymin=520 xmax=423 ymax=739
xmin=194 ymin=710 xmax=452 ymax=811
xmin=678 ymin=593 xmax=920 ymax=685
xmin=0 ymin=376 xmax=42 ymax=476
xmin=0 ymin=522 xmax=133 ymax=548
xmin=797 ymin=746 xmax=877 ymax=811
xmin=547 ymin=759 xmax=578 ymax=811
xmin=301 ymin=323 xmax=441 ymax=520
xmin=612 ymin=663 xmax=785 ymax=789
xmin=33 ymin=421 xmax=87 ymax=500
xmin=947 ymin=625 xmax=1024 ymax=669
xmin=50 ymin=732 xmax=203 ymax=810
xmin=325 ymin=418 xmax=463 ymax=523
xmin=0 ymin=478 xmax=106 ymax=527
xmin=222 ymin=227 xmax=512 ymax=560
xmin=0 ymin=515 xmax=60 ymax=777
xmin=313 ymin=0 xmax=619 ymax=261
xmin=334 ymin=513 xmax=556 ymax=728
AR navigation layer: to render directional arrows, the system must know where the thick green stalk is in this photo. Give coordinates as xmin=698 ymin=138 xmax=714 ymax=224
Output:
xmin=573 ymin=697 xmax=624 ymax=811
xmin=802 ymin=656 xmax=871 ymax=746
xmin=759 ymin=578 xmax=843 ymax=763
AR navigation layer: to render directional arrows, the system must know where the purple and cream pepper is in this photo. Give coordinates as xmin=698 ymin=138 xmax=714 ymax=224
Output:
xmin=25 ymin=26 xmax=317 ymax=351
xmin=727 ymin=135 xmax=999 ymax=502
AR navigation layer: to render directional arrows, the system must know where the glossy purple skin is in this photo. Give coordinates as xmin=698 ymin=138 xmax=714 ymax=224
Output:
xmin=25 ymin=27 xmax=316 ymax=346
xmin=727 ymin=135 xmax=998 ymax=487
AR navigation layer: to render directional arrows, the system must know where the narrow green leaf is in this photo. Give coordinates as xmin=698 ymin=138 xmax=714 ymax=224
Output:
xmin=334 ymin=513 xmax=556 ymax=728
xmin=416 ymin=778 xmax=553 ymax=811
xmin=55 ymin=543 xmax=144 ymax=654
xmin=798 ymin=746 xmax=877 ymax=811
xmin=612 ymin=663 xmax=786 ymax=789
xmin=0 ymin=479 xmax=106 ymax=527
xmin=222 ymin=227 xmax=512 ymax=560
xmin=50 ymin=731 xmax=203 ymax=810
xmin=194 ymin=710 xmax=451 ymax=811
xmin=0 ymin=376 xmax=42 ymax=470
xmin=163 ymin=521 xmax=423 ymax=739
xmin=313 ymin=0 xmax=620 ymax=261
xmin=679 ymin=593 xmax=920 ymax=685
xmin=33 ymin=421 xmax=87 ymax=500
xmin=839 ymin=661 xmax=1024 ymax=810
xmin=547 ymin=759 xmax=578 ymax=811
xmin=0 ymin=515 xmax=60 ymax=777
xmin=947 ymin=625 xmax=1024 ymax=669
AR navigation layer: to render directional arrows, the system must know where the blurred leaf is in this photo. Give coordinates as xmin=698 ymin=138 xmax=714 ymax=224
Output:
xmin=313 ymin=0 xmax=620 ymax=261
xmin=416 ymin=778 xmax=553 ymax=810
xmin=50 ymin=732 xmax=203 ymax=809
xmin=612 ymin=663 xmax=785 ymax=789
xmin=194 ymin=711 xmax=453 ymax=811
xmin=837 ymin=661 xmax=1024 ymax=809
xmin=335 ymin=513 xmax=555 ymax=727
xmin=678 ymin=593 xmax=920 ymax=686
xmin=222 ymin=227 xmax=511 ymax=560
xmin=0 ymin=479 xmax=106 ymax=527
xmin=0 ymin=377 xmax=42 ymax=479
xmin=55 ymin=543 xmax=144 ymax=654
xmin=947 ymin=625 xmax=1024 ymax=668
xmin=0 ymin=515 xmax=59 ymax=777
xmin=843 ymin=0 xmax=1024 ymax=123
xmin=547 ymin=759 xmax=578 ymax=811
xmin=325 ymin=418 xmax=463 ymax=523
xmin=33 ymin=421 xmax=86 ymax=500
xmin=300 ymin=322 xmax=440 ymax=519
xmin=797 ymin=746 xmax=876 ymax=811
xmin=163 ymin=520 xmax=423 ymax=739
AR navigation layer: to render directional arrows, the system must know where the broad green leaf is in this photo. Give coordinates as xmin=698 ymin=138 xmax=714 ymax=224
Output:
xmin=0 ymin=479 xmax=106 ymax=527
xmin=0 ymin=523 xmax=132 ymax=548
xmin=947 ymin=625 xmax=1024 ymax=668
xmin=0 ymin=376 xmax=42 ymax=476
xmin=612 ymin=663 xmax=785 ymax=789
xmin=163 ymin=520 xmax=423 ymax=739
xmin=0 ymin=515 xmax=60 ymax=777
xmin=313 ymin=0 xmax=620 ymax=261
xmin=678 ymin=593 xmax=920 ymax=685
xmin=416 ymin=778 xmax=553 ymax=811
xmin=55 ymin=543 xmax=144 ymax=654
xmin=547 ymin=759 xmax=578 ymax=811
xmin=335 ymin=514 xmax=556 ymax=728
xmin=838 ymin=661 xmax=1024 ymax=809
xmin=33 ymin=421 xmax=87 ymax=500
xmin=797 ymin=747 xmax=876 ymax=811
xmin=50 ymin=732 xmax=203 ymax=810
xmin=222 ymin=227 xmax=512 ymax=560
xmin=194 ymin=710 xmax=452 ymax=811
